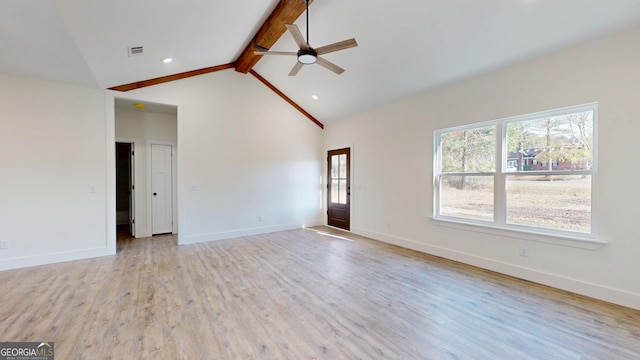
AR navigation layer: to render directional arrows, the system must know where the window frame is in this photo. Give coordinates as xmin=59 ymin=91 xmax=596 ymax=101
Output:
xmin=433 ymin=103 xmax=600 ymax=244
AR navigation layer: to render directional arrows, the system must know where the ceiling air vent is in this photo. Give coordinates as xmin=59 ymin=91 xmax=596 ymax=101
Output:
xmin=128 ymin=46 xmax=143 ymax=57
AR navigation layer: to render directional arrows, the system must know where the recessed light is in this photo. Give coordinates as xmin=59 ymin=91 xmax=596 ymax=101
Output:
xmin=312 ymin=94 xmax=319 ymax=100
xmin=134 ymin=103 xmax=145 ymax=109
xmin=162 ymin=57 xmax=173 ymax=63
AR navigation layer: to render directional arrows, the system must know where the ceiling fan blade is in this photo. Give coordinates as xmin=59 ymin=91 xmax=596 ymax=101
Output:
xmin=288 ymin=62 xmax=304 ymax=76
xmin=315 ymin=38 xmax=358 ymax=55
xmin=285 ymin=24 xmax=309 ymax=50
xmin=316 ymin=57 xmax=345 ymax=75
xmin=254 ymin=51 xmax=298 ymax=56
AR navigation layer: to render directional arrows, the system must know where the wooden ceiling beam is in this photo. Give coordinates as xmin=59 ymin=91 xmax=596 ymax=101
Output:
xmin=235 ymin=0 xmax=311 ymax=74
xmin=109 ymin=62 xmax=235 ymax=92
xmin=108 ymin=1 xmax=324 ymax=129
xmin=109 ymin=1 xmax=312 ymax=91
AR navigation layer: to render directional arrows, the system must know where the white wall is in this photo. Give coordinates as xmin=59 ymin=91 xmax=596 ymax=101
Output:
xmin=324 ymin=27 xmax=640 ymax=309
xmin=0 ymin=67 xmax=323 ymax=269
xmin=121 ymin=69 xmax=324 ymax=244
xmin=6 ymin=24 xmax=635 ymax=309
xmin=115 ymin=108 xmax=177 ymax=142
xmin=0 ymin=73 xmax=112 ymax=270
xmin=115 ymin=108 xmax=178 ymax=237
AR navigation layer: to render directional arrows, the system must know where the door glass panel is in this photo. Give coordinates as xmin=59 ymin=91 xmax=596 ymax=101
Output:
xmin=330 ymin=154 xmax=348 ymax=204
xmin=338 ymin=180 xmax=347 ymax=204
xmin=339 ymin=154 xmax=347 ymax=178
xmin=331 ymin=182 xmax=339 ymax=203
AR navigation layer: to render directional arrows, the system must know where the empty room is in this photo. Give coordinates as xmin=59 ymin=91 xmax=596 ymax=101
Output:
xmin=2 ymin=0 xmax=640 ymax=358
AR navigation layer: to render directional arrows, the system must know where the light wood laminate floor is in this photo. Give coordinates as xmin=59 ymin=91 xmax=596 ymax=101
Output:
xmin=1 ymin=227 xmax=639 ymax=359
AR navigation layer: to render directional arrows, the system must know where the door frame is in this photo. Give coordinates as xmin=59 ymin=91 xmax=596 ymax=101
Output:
xmin=327 ymin=147 xmax=351 ymax=230
xmin=106 ymin=90 xmax=183 ymax=254
xmin=147 ymin=140 xmax=178 ymax=235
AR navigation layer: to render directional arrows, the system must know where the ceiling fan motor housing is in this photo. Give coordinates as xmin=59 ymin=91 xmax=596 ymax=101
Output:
xmin=297 ymin=48 xmax=317 ymax=64
xmin=255 ymin=0 xmax=356 ymax=75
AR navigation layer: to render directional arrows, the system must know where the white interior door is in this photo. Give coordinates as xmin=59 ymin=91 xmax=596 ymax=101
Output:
xmin=151 ymin=144 xmax=173 ymax=235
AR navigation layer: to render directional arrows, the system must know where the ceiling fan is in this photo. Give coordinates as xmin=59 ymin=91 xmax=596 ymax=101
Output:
xmin=254 ymin=0 xmax=358 ymax=76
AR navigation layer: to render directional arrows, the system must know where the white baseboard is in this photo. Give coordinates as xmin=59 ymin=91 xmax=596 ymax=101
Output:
xmin=0 ymin=221 xmax=325 ymax=270
xmin=304 ymin=220 xmax=324 ymax=229
xmin=0 ymin=246 xmax=114 ymax=271
xmin=180 ymin=221 xmax=322 ymax=245
xmin=353 ymin=227 xmax=640 ymax=310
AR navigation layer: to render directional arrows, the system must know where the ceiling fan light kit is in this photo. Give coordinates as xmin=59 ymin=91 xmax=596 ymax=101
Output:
xmin=297 ymin=49 xmax=317 ymax=64
xmin=254 ymin=0 xmax=357 ymax=76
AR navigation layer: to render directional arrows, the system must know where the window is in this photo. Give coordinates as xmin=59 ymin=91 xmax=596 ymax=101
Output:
xmin=434 ymin=103 xmax=596 ymax=238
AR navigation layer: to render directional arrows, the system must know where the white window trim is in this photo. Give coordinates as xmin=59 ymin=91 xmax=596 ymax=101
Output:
xmin=433 ymin=103 xmax=601 ymax=245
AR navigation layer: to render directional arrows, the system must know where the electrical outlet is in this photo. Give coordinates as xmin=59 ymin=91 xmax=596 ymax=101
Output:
xmin=258 ymin=216 xmax=263 ymax=223
xmin=519 ymin=246 xmax=528 ymax=257
xmin=0 ymin=241 xmax=9 ymax=250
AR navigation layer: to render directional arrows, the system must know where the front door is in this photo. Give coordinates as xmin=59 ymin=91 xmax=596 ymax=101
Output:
xmin=151 ymin=144 xmax=173 ymax=235
xmin=327 ymin=148 xmax=350 ymax=230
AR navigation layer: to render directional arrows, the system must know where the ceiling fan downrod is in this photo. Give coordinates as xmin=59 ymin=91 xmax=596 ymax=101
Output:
xmin=297 ymin=0 xmax=317 ymax=65
xmin=305 ymin=0 xmax=310 ymax=46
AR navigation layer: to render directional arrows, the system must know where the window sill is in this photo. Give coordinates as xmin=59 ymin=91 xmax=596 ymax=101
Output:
xmin=431 ymin=216 xmax=606 ymax=250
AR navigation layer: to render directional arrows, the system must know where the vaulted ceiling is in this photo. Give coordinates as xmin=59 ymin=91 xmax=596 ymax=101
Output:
xmin=4 ymin=0 xmax=640 ymax=124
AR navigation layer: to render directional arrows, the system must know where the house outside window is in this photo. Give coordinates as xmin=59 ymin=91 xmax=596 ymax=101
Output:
xmin=434 ymin=103 xmax=596 ymax=238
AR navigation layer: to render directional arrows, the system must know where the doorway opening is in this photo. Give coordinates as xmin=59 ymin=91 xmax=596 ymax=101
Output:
xmin=113 ymin=97 xmax=178 ymax=249
xmin=116 ymin=142 xmax=134 ymax=240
